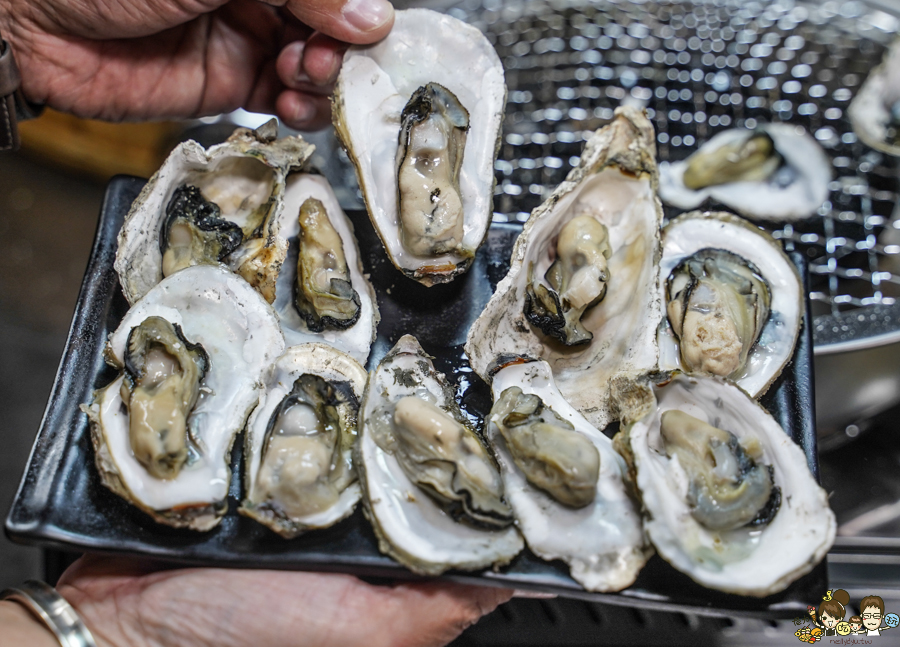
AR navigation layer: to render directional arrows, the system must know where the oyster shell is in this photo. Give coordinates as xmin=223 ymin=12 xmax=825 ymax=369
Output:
xmin=658 ymin=125 xmax=830 ymax=222
xmin=488 ymin=360 xmax=648 ymax=592
xmin=240 ymin=343 xmax=367 ymax=538
xmin=116 ymin=121 xmax=314 ymax=305
xmin=658 ymin=211 xmax=802 ymax=397
xmin=611 ymin=371 xmax=835 ymax=596
xmin=357 ymin=335 xmax=523 ymax=575
xmin=333 ymin=8 xmax=506 ymax=286
xmin=84 ymin=265 xmax=284 ymax=530
xmin=273 ymin=173 xmax=379 ymax=364
xmin=849 ymin=38 xmax=900 ymax=156
xmin=466 ymin=107 xmax=663 ymax=431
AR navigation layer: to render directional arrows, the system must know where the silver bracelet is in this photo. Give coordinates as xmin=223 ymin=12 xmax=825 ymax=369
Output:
xmin=1 ymin=580 xmax=98 ymax=647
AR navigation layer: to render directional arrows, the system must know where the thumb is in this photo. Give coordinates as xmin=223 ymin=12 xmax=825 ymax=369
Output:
xmin=279 ymin=0 xmax=394 ymax=45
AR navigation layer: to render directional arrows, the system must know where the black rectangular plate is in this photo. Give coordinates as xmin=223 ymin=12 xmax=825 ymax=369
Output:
xmin=6 ymin=176 xmax=826 ymax=617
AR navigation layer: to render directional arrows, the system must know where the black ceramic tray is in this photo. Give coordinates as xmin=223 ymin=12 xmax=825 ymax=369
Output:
xmin=6 ymin=176 xmax=826 ymax=617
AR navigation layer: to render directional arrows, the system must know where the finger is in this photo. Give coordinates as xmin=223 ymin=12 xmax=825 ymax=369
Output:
xmin=283 ymin=0 xmax=394 ymax=45
xmin=302 ymin=32 xmax=349 ymax=86
xmin=276 ymin=41 xmax=306 ymax=90
xmin=276 ymin=90 xmax=333 ymax=130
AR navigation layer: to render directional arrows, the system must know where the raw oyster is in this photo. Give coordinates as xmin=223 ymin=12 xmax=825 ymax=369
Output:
xmin=273 ymin=173 xmax=379 ymax=364
xmin=116 ymin=120 xmax=314 ymax=305
xmin=466 ymin=107 xmax=663 ymax=431
xmin=849 ymin=38 xmax=900 ymax=156
xmin=357 ymin=335 xmax=523 ymax=575
xmin=333 ymin=8 xmax=505 ymax=286
xmin=240 ymin=344 xmax=367 ymax=538
xmin=658 ymin=125 xmax=830 ymax=222
xmin=658 ymin=211 xmax=802 ymax=397
xmin=84 ymin=265 xmax=284 ymax=530
xmin=488 ymin=360 xmax=648 ymax=592
xmin=611 ymin=371 xmax=835 ymax=596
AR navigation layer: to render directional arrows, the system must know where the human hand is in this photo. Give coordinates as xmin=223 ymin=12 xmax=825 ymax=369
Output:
xmin=37 ymin=555 xmax=512 ymax=647
xmin=0 ymin=0 xmax=395 ymax=129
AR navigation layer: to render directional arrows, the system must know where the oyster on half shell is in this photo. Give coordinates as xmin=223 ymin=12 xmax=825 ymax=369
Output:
xmin=849 ymin=38 xmax=900 ymax=157
xmin=357 ymin=335 xmax=523 ymax=575
xmin=333 ymin=8 xmax=506 ymax=286
xmin=116 ymin=121 xmax=314 ymax=305
xmin=611 ymin=371 xmax=835 ymax=596
xmin=466 ymin=107 xmax=663 ymax=431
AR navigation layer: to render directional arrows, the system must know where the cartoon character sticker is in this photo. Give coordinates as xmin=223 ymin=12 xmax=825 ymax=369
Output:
xmin=814 ymin=589 xmax=850 ymax=637
xmin=858 ymin=595 xmax=898 ymax=637
xmin=796 ymin=591 xmax=898 ymax=641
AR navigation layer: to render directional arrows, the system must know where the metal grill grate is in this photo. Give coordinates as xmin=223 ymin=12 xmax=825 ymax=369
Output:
xmin=432 ymin=0 xmax=900 ymax=320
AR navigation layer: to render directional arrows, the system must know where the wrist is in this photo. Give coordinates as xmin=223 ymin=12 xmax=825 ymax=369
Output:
xmin=0 ymin=600 xmax=60 ymax=647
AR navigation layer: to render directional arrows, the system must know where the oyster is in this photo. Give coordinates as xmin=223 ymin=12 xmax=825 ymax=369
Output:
xmin=273 ymin=173 xmax=379 ymax=364
xmin=658 ymin=125 xmax=830 ymax=222
xmin=84 ymin=265 xmax=284 ymax=530
xmin=466 ymin=107 xmax=663 ymax=431
xmin=333 ymin=8 xmax=506 ymax=286
xmin=849 ymin=38 xmax=900 ymax=156
xmin=658 ymin=212 xmax=802 ymax=397
xmin=116 ymin=120 xmax=314 ymax=305
xmin=488 ymin=360 xmax=648 ymax=592
xmin=611 ymin=372 xmax=835 ymax=596
xmin=240 ymin=344 xmax=367 ymax=538
xmin=357 ymin=335 xmax=523 ymax=575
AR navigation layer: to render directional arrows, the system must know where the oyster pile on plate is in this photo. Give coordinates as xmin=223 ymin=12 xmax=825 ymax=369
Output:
xmin=850 ymin=38 xmax=900 ymax=156
xmin=658 ymin=211 xmax=803 ymax=397
xmin=611 ymin=372 xmax=835 ymax=596
xmin=466 ymin=106 xmax=664 ymax=431
xmin=356 ymin=335 xmax=523 ymax=574
xmin=333 ymin=8 xmax=506 ymax=286
xmin=240 ymin=344 xmax=367 ymax=537
xmin=658 ymin=124 xmax=831 ymax=222
xmin=84 ymin=265 xmax=284 ymax=530
xmin=487 ymin=359 xmax=648 ymax=592
xmin=116 ymin=120 xmax=314 ymax=305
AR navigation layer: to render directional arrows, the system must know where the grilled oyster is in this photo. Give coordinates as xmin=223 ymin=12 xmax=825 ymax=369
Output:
xmin=273 ymin=173 xmax=379 ymax=365
xmin=333 ymin=8 xmax=505 ymax=286
xmin=84 ymin=265 xmax=284 ymax=530
xmin=850 ymin=38 xmax=900 ymax=156
xmin=240 ymin=344 xmax=367 ymax=538
xmin=611 ymin=371 xmax=835 ymax=596
xmin=466 ymin=107 xmax=663 ymax=431
xmin=357 ymin=335 xmax=523 ymax=575
xmin=487 ymin=360 xmax=648 ymax=592
xmin=658 ymin=124 xmax=830 ymax=222
xmin=658 ymin=212 xmax=802 ymax=397
xmin=116 ymin=120 xmax=314 ymax=305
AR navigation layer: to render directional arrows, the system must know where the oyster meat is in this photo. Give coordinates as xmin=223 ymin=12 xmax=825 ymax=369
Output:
xmin=333 ymin=8 xmax=506 ymax=286
xmin=611 ymin=371 xmax=835 ymax=596
xmin=84 ymin=265 xmax=284 ymax=530
xmin=658 ymin=211 xmax=802 ymax=397
xmin=273 ymin=173 xmax=379 ymax=364
xmin=116 ymin=121 xmax=314 ymax=305
xmin=241 ymin=344 xmax=367 ymax=538
xmin=849 ymin=38 xmax=900 ymax=156
xmin=488 ymin=360 xmax=648 ymax=592
xmin=658 ymin=124 xmax=830 ymax=222
xmin=357 ymin=335 xmax=523 ymax=575
xmin=466 ymin=107 xmax=663 ymax=431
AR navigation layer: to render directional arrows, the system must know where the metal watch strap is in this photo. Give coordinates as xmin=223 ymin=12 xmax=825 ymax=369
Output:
xmin=0 ymin=37 xmax=22 ymax=151
xmin=1 ymin=580 xmax=99 ymax=647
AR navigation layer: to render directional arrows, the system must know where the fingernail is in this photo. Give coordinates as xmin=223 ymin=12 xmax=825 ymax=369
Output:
xmin=342 ymin=0 xmax=394 ymax=33
xmin=293 ymin=100 xmax=315 ymax=125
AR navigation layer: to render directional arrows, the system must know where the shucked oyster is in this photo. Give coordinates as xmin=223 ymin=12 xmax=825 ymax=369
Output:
xmin=333 ymin=9 xmax=506 ymax=286
xmin=611 ymin=371 xmax=835 ymax=596
xmin=272 ymin=173 xmax=378 ymax=364
xmin=658 ymin=212 xmax=802 ymax=397
xmin=117 ymin=121 xmax=314 ymax=305
xmin=466 ymin=107 xmax=663 ymax=431
xmin=357 ymin=335 xmax=523 ymax=575
xmin=487 ymin=360 xmax=648 ymax=592
xmin=850 ymin=38 xmax=900 ymax=156
xmin=241 ymin=344 xmax=367 ymax=538
xmin=84 ymin=265 xmax=284 ymax=530
xmin=658 ymin=124 xmax=830 ymax=222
